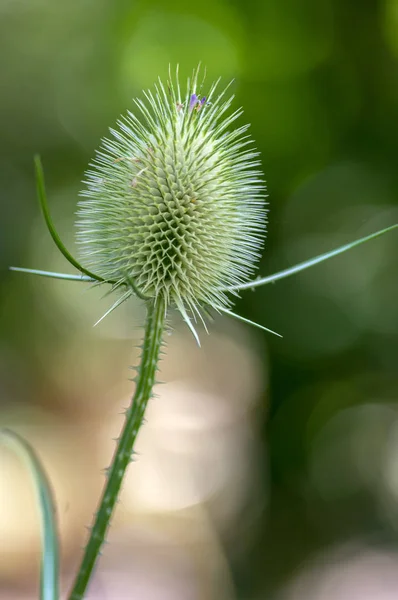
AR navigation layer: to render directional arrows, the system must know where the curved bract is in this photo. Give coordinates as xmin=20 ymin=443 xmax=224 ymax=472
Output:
xmin=34 ymin=155 xmax=106 ymax=284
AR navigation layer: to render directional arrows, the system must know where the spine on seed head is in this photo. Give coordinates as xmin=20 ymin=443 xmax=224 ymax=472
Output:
xmin=76 ymin=66 xmax=267 ymax=338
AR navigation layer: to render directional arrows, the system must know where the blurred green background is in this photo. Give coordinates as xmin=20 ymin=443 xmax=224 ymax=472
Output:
xmin=1 ymin=0 xmax=398 ymax=598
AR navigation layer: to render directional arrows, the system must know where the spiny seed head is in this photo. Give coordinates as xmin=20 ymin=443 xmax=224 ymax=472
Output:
xmin=76 ymin=67 xmax=267 ymax=327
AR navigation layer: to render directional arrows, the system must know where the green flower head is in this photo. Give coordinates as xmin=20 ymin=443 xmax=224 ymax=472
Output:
xmin=76 ymin=66 xmax=267 ymax=336
xmin=11 ymin=66 xmax=397 ymax=341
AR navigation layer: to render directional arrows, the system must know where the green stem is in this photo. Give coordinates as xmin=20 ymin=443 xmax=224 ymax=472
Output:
xmin=68 ymin=296 xmax=165 ymax=600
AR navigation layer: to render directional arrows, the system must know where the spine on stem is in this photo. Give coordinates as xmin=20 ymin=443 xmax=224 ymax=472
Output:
xmin=69 ymin=296 xmax=165 ymax=600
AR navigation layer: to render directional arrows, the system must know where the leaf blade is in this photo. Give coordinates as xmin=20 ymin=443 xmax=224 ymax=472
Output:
xmin=0 ymin=428 xmax=60 ymax=600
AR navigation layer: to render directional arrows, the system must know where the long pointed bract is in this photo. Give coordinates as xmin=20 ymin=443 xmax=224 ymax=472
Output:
xmin=9 ymin=266 xmax=94 ymax=282
xmin=216 ymin=305 xmax=282 ymax=337
xmin=226 ymin=224 xmax=398 ymax=292
xmin=93 ymin=290 xmax=132 ymax=327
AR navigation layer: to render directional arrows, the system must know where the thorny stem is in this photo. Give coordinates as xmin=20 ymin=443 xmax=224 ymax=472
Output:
xmin=68 ymin=296 xmax=166 ymax=600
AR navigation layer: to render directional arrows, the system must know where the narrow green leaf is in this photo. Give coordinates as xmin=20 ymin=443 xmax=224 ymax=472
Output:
xmin=0 ymin=428 xmax=59 ymax=600
xmin=10 ymin=266 xmax=94 ymax=282
xmin=228 ymin=223 xmax=398 ymax=292
xmin=34 ymin=155 xmax=106 ymax=283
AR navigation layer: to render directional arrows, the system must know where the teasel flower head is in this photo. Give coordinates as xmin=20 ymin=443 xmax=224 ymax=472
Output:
xmin=76 ymin=66 xmax=267 ymax=340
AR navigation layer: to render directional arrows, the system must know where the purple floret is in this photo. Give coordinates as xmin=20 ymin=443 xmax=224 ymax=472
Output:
xmin=189 ymin=94 xmax=198 ymax=110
